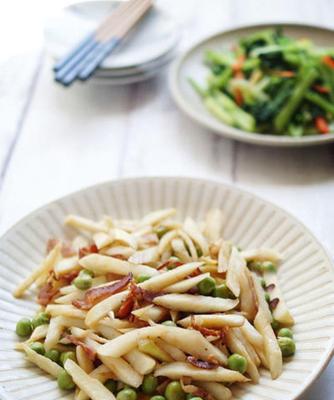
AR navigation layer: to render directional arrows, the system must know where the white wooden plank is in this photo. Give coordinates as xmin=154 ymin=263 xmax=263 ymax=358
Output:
xmin=0 ymin=53 xmax=40 ymax=183
xmin=121 ymin=0 xmax=235 ymax=180
xmin=0 ymin=59 xmax=130 ymax=231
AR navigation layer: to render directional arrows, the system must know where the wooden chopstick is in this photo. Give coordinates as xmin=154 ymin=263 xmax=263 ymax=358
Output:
xmin=77 ymin=0 xmax=153 ymax=81
xmin=54 ymin=0 xmax=146 ymax=81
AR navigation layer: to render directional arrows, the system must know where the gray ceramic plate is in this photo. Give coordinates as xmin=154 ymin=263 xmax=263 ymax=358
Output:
xmin=170 ymin=23 xmax=334 ymax=147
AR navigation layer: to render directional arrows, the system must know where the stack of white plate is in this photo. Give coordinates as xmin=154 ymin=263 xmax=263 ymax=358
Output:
xmin=44 ymin=1 xmax=181 ymax=85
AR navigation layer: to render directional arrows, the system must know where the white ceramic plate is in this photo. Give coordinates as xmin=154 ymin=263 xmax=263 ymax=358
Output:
xmin=0 ymin=177 xmax=334 ymax=400
xmin=170 ymin=23 xmax=334 ymax=147
xmin=44 ymin=0 xmax=180 ymax=70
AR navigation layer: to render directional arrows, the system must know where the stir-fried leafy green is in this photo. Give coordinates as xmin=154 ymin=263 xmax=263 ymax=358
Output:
xmin=190 ymin=28 xmax=334 ymax=136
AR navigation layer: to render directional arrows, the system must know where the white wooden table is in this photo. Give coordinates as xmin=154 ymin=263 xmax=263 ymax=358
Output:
xmin=0 ymin=0 xmax=333 ymax=398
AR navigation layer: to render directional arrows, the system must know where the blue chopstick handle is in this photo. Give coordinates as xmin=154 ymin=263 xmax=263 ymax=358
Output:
xmin=53 ymin=33 xmax=95 ymax=72
xmin=54 ymin=40 xmax=99 ymax=84
xmin=56 ymin=41 xmax=107 ymax=86
xmin=78 ymin=37 xmax=121 ymax=81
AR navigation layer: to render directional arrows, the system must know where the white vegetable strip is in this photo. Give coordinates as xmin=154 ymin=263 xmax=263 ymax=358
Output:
xmin=241 ymin=248 xmax=281 ymax=263
xmin=23 ymin=344 xmax=62 ymax=378
xmin=153 ymin=294 xmax=239 ymax=313
xmin=171 ymin=238 xmax=191 ymax=263
xmin=154 ymin=362 xmax=248 ymax=383
xmin=140 ymin=208 xmax=176 ymax=227
xmin=218 ymin=241 xmax=232 ymax=273
xmin=203 ymin=209 xmax=224 ymax=243
xmin=76 ymin=365 xmax=114 ymax=400
xmin=13 ymin=243 xmax=61 ymax=297
xmin=251 ymin=273 xmax=272 ymax=323
xmin=184 ymin=217 xmax=209 ymax=256
xmin=239 ymin=318 xmax=264 ymax=349
xmin=254 ymin=310 xmax=282 ymax=379
xmin=65 ymin=359 xmax=116 ymax=400
xmin=46 ymin=305 xmax=87 ymax=320
xmin=226 ymin=329 xmax=260 ymax=383
xmin=44 ymin=316 xmax=64 ymax=351
xmin=98 ymin=326 xmax=227 ymax=365
xmin=178 ymin=314 xmax=245 ymax=328
xmin=164 ymin=273 xmax=210 ymax=293
xmin=79 ymin=254 xmax=158 ymax=277
xmin=98 ymin=355 xmax=143 ymax=388
xmin=226 ymin=247 xmax=241 ymax=297
xmin=263 ymin=271 xmax=294 ymax=326
xmin=65 ymin=215 xmax=107 ymax=233
xmin=194 ymin=381 xmax=232 ymax=400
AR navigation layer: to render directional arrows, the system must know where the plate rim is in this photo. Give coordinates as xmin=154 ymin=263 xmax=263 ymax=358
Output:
xmin=169 ymin=21 xmax=334 ymax=147
xmin=1 ymin=175 xmax=334 ymax=400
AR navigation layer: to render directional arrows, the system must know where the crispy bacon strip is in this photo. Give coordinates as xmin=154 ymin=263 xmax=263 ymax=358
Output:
xmin=189 ymin=267 xmax=202 ymax=278
xmin=117 ymin=296 xmax=135 ymax=319
xmin=116 ymin=282 xmax=162 ymax=319
xmin=38 ymin=282 xmax=59 ymax=306
xmin=187 ymin=356 xmax=219 ymax=370
xmin=73 ymin=273 xmax=132 ymax=310
xmin=266 ymin=283 xmax=276 ymax=292
xmin=59 ymin=270 xmax=79 ymax=284
xmin=269 ymin=297 xmax=280 ymax=310
xmin=65 ymin=335 xmax=96 ymax=361
xmin=78 ymin=244 xmax=98 ymax=259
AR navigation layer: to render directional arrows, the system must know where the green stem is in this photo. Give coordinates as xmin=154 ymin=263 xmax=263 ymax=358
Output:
xmin=305 ymin=91 xmax=334 ymax=115
xmin=274 ymin=67 xmax=318 ymax=133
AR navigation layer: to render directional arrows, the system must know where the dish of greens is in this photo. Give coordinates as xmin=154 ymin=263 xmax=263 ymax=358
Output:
xmin=189 ymin=28 xmax=334 ymax=137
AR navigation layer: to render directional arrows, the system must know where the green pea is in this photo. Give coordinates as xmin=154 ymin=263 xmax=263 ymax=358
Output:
xmin=271 ymin=319 xmax=280 ymax=331
xmin=261 ymin=279 xmax=266 ymax=288
xmin=227 ymin=353 xmax=248 ymax=374
xmin=165 ymin=381 xmax=186 ymax=400
xmin=261 ymin=261 xmax=277 ymax=273
xmin=30 ymin=342 xmax=45 ymax=355
xmin=186 ymin=396 xmax=202 ymax=400
xmin=16 ymin=318 xmax=33 ymax=337
xmin=197 ymin=277 xmax=216 ymax=296
xmin=142 ymin=375 xmax=158 ymax=395
xmin=82 ymin=269 xmax=94 ymax=277
xmin=151 ymin=396 xmax=166 ymax=400
xmin=45 ymin=349 xmax=60 ymax=363
xmin=278 ymin=337 xmax=296 ymax=357
xmin=136 ymin=275 xmax=151 ymax=283
xmin=73 ymin=272 xmax=92 ymax=290
xmin=190 ymin=398 xmax=203 ymax=400
xmin=57 ymin=369 xmax=75 ymax=390
xmin=161 ymin=320 xmax=176 ymax=327
xmin=247 ymin=261 xmax=262 ymax=271
xmin=213 ymin=282 xmax=234 ymax=299
xmin=116 ymin=388 xmax=137 ymax=400
xmin=60 ymin=351 xmax=76 ymax=366
xmin=32 ymin=312 xmax=50 ymax=329
xmin=105 ymin=379 xmax=117 ymax=393
xmin=265 ymin=293 xmax=270 ymax=302
xmin=277 ymin=328 xmax=293 ymax=339
xmin=195 ymin=245 xmax=203 ymax=258
xmin=155 ymin=226 xmax=169 ymax=239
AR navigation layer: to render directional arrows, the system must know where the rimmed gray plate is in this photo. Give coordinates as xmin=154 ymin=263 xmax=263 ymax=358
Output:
xmin=170 ymin=23 xmax=334 ymax=147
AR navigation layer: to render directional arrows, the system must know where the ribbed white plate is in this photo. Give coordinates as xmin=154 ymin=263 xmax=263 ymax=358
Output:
xmin=0 ymin=177 xmax=333 ymax=400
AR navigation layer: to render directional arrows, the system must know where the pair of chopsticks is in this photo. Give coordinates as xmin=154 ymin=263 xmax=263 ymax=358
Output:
xmin=54 ymin=0 xmax=153 ymax=86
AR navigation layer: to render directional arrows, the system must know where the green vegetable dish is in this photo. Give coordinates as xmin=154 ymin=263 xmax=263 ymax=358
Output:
xmin=190 ymin=28 xmax=334 ymax=136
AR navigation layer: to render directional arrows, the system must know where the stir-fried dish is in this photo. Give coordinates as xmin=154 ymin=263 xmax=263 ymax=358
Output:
xmin=190 ymin=28 xmax=334 ymax=136
xmin=14 ymin=208 xmax=295 ymax=400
